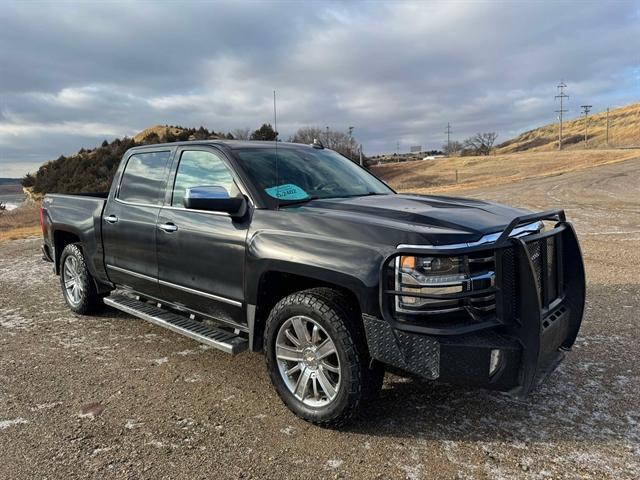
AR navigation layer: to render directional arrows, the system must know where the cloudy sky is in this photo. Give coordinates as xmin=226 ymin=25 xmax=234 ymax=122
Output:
xmin=1 ymin=0 xmax=638 ymax=177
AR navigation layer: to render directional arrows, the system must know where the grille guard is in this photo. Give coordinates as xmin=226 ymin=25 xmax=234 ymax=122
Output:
xmin=378 ymin=209 xmax=586 ymax=397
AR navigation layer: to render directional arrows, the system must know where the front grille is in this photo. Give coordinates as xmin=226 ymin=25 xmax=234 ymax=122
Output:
xmin=525 ymin=235 xmax=561 ymax=309
xmin=500 ymin=246 xmax=518 ymax=320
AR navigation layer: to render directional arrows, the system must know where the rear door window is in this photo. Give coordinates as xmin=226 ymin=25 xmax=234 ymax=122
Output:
xmin=118 ymin=151 xmax=171 ymax=205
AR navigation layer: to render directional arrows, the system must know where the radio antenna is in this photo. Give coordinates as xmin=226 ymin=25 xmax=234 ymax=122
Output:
xmin=273 ymin=90 xmax=279 ymax=210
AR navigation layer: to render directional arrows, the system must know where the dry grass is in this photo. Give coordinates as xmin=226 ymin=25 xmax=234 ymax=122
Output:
xmin=372 ymin=148 xmax=640 ymax=194
xmin=0 ymin=202 xmax=41 ymax=242
xmin=495 ymin=102 xmax=640 ymax=153
xmin=133 ymin=124 xmax=187 ymax=143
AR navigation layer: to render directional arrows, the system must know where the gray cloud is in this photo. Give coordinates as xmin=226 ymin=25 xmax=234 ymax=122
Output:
xmin=1 ymin=0 xmax=638 ymax=177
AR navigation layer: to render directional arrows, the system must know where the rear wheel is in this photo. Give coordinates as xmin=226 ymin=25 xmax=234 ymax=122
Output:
xmin=264 ymin=288 xmax=383 ymax=426
xmin=59 ymin=243 xmax=104 ymax=315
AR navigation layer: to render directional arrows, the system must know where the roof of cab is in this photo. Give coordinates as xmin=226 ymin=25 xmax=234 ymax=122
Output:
xmin=128 ymin=140 xmax=319 ymax=151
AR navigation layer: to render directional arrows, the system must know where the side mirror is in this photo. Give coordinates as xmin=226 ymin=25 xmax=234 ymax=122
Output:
xmin=184 ymin=186 xmax=246 ymax=217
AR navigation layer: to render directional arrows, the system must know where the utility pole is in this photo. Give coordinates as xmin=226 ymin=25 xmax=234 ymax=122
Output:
xmin=606 ymin=107 xmax=610 ymax=147
xmin=348 ymin=126 xmax=354 ymax=160
xmin=325 ymin=126 xmax=330 ymax=148
xmin=445 ymin=122 xmax=452 ymax=152
xmin=581 ymin=104 xmax=592 ymax=148
xmin=555 ymin=81 xmax=569 ymax=150
xmin=359 ymin=144 xmax=363 ymax=167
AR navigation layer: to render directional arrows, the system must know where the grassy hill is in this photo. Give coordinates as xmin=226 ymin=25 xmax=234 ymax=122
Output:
xmin=495 ymin=102 xmax=640 ymax=153
xmin=372 ymin=149 xmax=640 ymax=194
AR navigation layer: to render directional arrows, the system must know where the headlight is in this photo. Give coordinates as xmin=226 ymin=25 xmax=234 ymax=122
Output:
xmin=395 ymin=255 xmax=494 ymax=313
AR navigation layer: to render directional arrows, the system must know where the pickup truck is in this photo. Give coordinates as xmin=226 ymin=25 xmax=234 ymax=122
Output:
xmin=41 ymin=140 xmax=585 ymax=426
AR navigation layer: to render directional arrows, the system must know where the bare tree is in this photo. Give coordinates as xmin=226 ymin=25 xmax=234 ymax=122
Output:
xmin=288 ymin=126 xmax=325 ymax=145
xmin=289 ymin=126 xmax=359 ymax=161
xmin=232 ymin=127 xmax=251 ymax=140
xmin=463 ymin=132 xmax=498 ymax=155
xmin=442 ymin=140 xmax=463 ymax=155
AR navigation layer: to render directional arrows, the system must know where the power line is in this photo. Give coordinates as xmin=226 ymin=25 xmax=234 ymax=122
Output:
xmin=348 ymin=126 xmax=354 ymax=160
xmin=445 ymin=122 xmax=452 ymax=151
xmin=606 ymin=107 xmax=610 ymax=147
xmin=555 ymin=81 xmax=569 ymax=150
xmin=581 ymin=104 xmax=592 ymax=148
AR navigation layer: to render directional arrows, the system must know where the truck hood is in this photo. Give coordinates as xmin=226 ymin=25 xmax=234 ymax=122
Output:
xmin=297 ymin=193 xmax=528 ymax=245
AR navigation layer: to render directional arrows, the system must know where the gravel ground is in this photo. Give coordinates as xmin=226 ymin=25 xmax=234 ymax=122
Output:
xmin=1 ymin=159 xmax=638 ymax=479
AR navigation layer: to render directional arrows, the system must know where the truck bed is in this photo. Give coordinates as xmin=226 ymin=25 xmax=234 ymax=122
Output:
xmin=42 ymin=193 xmax=109 ymax=285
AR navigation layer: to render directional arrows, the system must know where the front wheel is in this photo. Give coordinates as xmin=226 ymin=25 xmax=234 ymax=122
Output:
xmin=264 ymin=288 xmax=383 ymax=427
xmin=59 ymin=243 xmax=104 ymax=315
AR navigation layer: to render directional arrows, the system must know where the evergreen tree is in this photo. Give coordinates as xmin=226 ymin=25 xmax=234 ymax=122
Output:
xmin=250 ymin=123 xmax=278 ymax=141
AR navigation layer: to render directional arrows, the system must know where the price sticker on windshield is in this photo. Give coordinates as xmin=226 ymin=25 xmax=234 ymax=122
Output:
xmin=265 ymin=184 xmax=309 ymax=200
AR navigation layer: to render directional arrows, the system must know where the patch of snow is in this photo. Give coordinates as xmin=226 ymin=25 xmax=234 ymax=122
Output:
xmin=400 ymin=464 xmax=422 ymax=480
xmin=183 ymin=374 xmax=201 ymax=383
xmin=151 ymin=357 xmax=169 ymax=365
xmin=125 ymin=419 xmax=143 ymax=430
xmin=280 ymin=425 xmax=295 ymax=436
xmin=0 ymin=309 xmax=32 ymax=330
xmin=175 ymin=348 xmax=200 ymax=356
xmin=91 ymin=446 xmax=113 ymax=456
xmin=326 ymin=459 xmax=344 ymax=469
xmin=30 ymin=401 xmax=62 ymax=411
xmin=146 ymin=440 xmax=169 ymax=448
xmin=176 ymin=418 xmax=195 ymax=428
xmin=0 ymin=418 xmax=28 ymax=430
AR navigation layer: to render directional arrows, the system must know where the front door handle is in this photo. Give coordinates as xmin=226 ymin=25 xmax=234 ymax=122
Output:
xmin=158 ymin=222 xmax=178 ymax=233
xmin=104 ymin=215 xmax=118 ymax=224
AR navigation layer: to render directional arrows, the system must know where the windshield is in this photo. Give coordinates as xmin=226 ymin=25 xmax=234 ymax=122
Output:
xmin=234 ymin=146 xmax=394 ymax=207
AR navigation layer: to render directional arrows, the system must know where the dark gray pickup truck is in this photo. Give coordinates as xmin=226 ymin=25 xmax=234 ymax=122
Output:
xmin=41 ymin=140 xmax=585 ymax=426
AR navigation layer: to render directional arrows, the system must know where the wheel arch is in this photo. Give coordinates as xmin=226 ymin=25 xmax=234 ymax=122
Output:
xmin=54 ymin=229 xmax=112 ymax=295
xmin=247 ymin=266 xmax=374 ymax=352
xmin=53 ymin=229 xmax=82 ymax=274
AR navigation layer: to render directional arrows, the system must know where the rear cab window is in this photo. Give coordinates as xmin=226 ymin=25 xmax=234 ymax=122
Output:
xmin=117 ymin=151 xmax=171 ymax=205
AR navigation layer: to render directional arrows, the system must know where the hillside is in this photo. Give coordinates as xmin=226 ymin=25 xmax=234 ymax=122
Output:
xmin=372 ymin=149 xmax=640 ymax=194
xmin=23 ymin=125 xmax=224 ymax=196
xmin=496 ymin=102 xmax=640 ymax=153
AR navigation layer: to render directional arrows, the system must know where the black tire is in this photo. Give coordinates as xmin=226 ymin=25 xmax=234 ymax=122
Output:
xmin=264 ymin=287 xmax=383 ymax=427
xmin=59 ymin=243 xmax=104 ymax=315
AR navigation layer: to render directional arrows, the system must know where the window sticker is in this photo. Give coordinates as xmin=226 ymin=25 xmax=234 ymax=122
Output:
xmin=264 ymin=184 xmax=309 ymax=200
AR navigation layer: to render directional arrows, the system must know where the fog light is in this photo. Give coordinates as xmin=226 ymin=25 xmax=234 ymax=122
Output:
xmin=489 ymin=349 xmax=502 ymax=376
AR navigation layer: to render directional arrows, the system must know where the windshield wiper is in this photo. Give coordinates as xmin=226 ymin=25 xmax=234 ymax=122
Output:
xmin=329 ymin=192 xmax=389 ymax=199
xmin=278 ymin=195 xmax=319 ymax=207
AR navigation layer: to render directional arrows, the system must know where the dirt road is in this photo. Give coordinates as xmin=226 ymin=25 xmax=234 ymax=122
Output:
xmin=1 ymin=159 xmax=638 ymax=479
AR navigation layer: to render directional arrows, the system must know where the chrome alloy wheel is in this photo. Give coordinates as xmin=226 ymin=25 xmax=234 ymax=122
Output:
xmin=62 ymin=255 xmax=84 ymax=306
xmin=275 ymin=315 xmax=341 ymax=407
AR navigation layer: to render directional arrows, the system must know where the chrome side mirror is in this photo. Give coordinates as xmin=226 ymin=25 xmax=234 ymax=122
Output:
xmin=184 ymin=186 xmax=246 ymax=217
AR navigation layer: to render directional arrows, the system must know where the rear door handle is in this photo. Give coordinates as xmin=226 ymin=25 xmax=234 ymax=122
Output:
xmin=104 ymin=215 xmax=118 ymax=224
xmin=158 ymin=222 xmax=178 ymax=233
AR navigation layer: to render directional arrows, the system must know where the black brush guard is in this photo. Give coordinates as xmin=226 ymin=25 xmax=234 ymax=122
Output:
xmin=367 ymin=209 xmax=586 ymax=398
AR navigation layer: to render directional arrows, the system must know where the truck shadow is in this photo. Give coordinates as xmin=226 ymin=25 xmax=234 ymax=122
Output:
xmin=346 ymin=363 xmax=628 ymax=445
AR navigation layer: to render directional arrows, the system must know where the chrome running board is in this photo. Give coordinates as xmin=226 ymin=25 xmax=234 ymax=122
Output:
xmin=104 ymin=294 xmax=248 ymax=354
